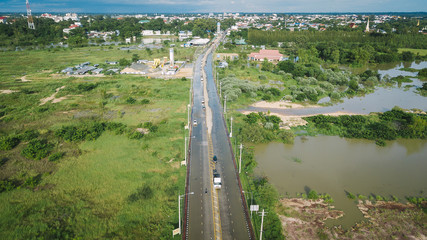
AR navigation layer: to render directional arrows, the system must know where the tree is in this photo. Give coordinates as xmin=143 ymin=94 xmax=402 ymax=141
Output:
xmin=119 ymin=58 xmax=130 ymax=66
xmin=261 ymin=59 xmax=274 ymax=72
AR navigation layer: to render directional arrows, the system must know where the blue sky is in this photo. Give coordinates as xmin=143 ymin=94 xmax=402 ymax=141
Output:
xmin=1 ymin=0 xmax=426 ymax=13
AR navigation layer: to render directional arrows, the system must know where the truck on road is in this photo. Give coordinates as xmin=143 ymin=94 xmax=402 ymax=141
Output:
xmin=213 ymin=169 xmax=221 ymax=189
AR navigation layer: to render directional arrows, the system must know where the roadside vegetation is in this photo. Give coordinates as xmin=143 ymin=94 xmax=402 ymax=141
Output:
xmin=218 ymin=27 xmax=427 ymax=239
xmin=0 ymin=45 xmax=191 ymax=238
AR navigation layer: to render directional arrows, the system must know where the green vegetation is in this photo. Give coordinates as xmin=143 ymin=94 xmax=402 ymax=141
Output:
xmin=239 ymin=112 xmax=294 ymax=144
xmin=0 ymin=45 xmax=190 ymax=238
xmin=302 ymin=107 xmax=426 ymax=145
xmin=0 ymin=16 xmax=236 ymax=48
xmin=248 ymin=29 xmax=427 ymax=65
xmin=238 ymin=147 xmax=285 ymax=240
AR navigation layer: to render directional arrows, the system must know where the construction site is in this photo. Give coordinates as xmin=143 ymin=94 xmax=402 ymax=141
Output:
xmin=120 ymin=48 xmax=193 ymax=79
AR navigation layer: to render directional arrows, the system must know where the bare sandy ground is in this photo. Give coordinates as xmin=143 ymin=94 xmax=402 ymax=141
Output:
xmin=279 ymin=198 xmax=344 ymax=240
xmin=0 ymin=90 xmax=19 ymax=94
xmin=40 ymin=86 xmax=66 ymax=105
xmin=242 ymin=101 xmax=362 ymax=129
xmin=20 ymin=75 xmax=32 ymax=82
xmin=241 ymin=110 xmax=359 ymax=129
xmin=252 ymin=100 xmax=320 ymax=109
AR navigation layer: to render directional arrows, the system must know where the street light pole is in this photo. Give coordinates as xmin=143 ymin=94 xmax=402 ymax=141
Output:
xmin=219 ymin=81 xmax=222 ymax=99
xmin=224 ymin=95 xmax=227 ymax=114
xmin=187 ymin=104 xmax=190 ymax=130
xmin=229 ymin=117 xmax=233 ymax=138
xmin=178 ymin=192 xmax=194 ymax=235
xmin=184 ymin=136 xmax=187 ymax=166
xmin=178 ymin=193 xmax=181 ymax=234
xmin=239 ymin=143 xmax=243 ymax=174
xmin=260 ymin=209 xmax=266 ymax=240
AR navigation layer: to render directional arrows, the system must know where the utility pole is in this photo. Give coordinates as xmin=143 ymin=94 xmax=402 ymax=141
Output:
xmin=229 ymin=117 xmax=233 ymax=138
xmin=224 ymin=95 xmax=227 ymax=114
xmin=184 ymin=136 xmax=187 ymax=165
xmin=178 ymin=194 xmax=181 ymax=234
xmin=239 ymin=143 xmax=243 ymax=174
xmin=219 ymin=82 xmax=222 ymax=98
xmin=187 ymin=104 xmax=190 ymax=129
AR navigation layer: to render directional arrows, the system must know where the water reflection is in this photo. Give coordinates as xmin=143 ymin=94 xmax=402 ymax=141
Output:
xmin=255 ymin=136 xmax=427 ymax=228
xmin=244 ymin=61 xmax=427 ymax=115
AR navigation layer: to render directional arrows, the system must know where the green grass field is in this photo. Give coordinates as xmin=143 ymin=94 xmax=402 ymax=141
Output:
xmin=0 ymin=45 xmax=193 ymax=239
xmin=398 ymin=48 xmax=427 ymax=56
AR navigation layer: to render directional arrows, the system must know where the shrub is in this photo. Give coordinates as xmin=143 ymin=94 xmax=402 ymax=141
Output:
xmin=23 ymin=175 xmax=41 ymax=188
xmin=55 ymin=122 xmax=106 ymax=142
xmin=418 ymin=68 xmax=427 ymax=78
xmin=48 ymin=152 xmax=65 ymax=162
xmin=0 ymin=136 xmax=20 ymax=150
xmin=308 ymin=190 xmax=319 ymax=200
xmin=0 ymin=180 xmax=16 ymax=193
xmin=19 ymin=130 xmax=39 ymax=141
xmin=262 ymin=94 xmax=271 ymax=101
xmin=346 ymin=191 xmax=356 ymax=199
xmin=77 ymin=83 xmax=97 ymax=92
xmin=141 ymin=99 xmax=150 ymax=104
xmin=105 ymin=122 xmax=127 ymax=134
xmin=126 ymin=97 xmax=136 ymax=104
xmin=128 ymin=185 xmax=154 ymax=202
xmin=128 ymin=131 xmax=144 ymax=140
xmin=21 ymin=139 xmax=53 ymax=160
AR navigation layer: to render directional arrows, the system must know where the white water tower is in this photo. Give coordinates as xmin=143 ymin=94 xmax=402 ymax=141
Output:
xmin=169 ymin=48 xmax=174 ymax=67
xmin=217 ymin=22 xmax=221 ymax=34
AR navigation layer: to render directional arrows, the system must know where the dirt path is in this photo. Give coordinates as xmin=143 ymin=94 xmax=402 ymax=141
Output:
xmin=39 ymin=86 xmax=66 ymax=105
xmin=21 ymin=75 xmax=31 ymax=82
xmin=0 ymin=90 xmax=19 ymax=94
xmin=241 ymin=110 xmax=359 ymax=129
xmin=241 ymin=101 xmax=362 ymax=129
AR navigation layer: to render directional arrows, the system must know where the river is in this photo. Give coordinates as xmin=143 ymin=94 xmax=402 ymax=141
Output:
xmin=255 ymin=136 xmax=427 ymax=229
xmin=252 ymin=61 xmax=427 ymax=228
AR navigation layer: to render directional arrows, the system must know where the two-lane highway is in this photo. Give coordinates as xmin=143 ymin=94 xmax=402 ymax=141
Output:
xmin=186 ymin=52 xmax=214 ymax=240
xmin=185 ymin=35 xmax=254 ymax=240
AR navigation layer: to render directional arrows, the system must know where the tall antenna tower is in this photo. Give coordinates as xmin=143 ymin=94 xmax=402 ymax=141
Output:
xmin=26 ymin=0 xmax=35 ymax=30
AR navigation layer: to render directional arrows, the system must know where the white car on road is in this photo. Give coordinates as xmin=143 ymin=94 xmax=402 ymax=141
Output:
xmin=193 ymin=120 xmax=197 ymax=126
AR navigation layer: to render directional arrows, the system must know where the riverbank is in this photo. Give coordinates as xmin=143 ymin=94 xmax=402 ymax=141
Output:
xmin=241 ymin=101 xmax=361 ymax=129
xmin=278 ymin=197 xmax=426 ymax=240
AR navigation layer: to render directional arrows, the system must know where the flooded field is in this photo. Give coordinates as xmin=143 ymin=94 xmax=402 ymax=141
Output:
xmin=246 ymin=61 xmax=427 ymax=115
xmin=255 ymin=136 xmax=427 ymax=228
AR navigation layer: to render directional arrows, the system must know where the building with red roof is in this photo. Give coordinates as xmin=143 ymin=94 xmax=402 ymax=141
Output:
xmin=248 ymin=49 xmax=284 ymax=62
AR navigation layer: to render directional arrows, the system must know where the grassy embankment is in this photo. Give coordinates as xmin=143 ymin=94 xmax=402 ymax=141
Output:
xmin=0 ymin=45 xmax=195 ymax=239
xmin=398 ymin=48 xmax=427 ymax=56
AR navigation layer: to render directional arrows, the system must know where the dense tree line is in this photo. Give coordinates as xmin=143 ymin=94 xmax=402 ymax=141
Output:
xmin=247 ymin=29 xmax=426 ymax=65
xmin=0 ymin=16 xmax=230 ymax=48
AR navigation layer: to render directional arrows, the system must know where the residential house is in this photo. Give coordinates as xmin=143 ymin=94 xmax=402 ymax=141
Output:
xmin=248 ymin=49 xmax=284 ymax=62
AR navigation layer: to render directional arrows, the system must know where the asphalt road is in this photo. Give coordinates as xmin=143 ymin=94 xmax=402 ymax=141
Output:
xmin=186 ymin=52 xmax=214 ymax=240
xmin=186 ymin=36 xmax=253 ymax=240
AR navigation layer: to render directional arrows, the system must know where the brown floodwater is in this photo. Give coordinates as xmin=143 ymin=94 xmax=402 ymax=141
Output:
xmin=254 ymin=136 xmax=427 ymax=228
xmin=245 ymin=61 xmax=427 ymax=115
